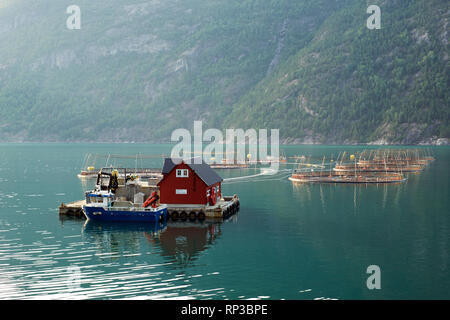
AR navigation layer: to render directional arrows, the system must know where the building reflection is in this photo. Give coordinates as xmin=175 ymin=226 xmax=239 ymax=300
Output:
xmin=82 ymin=219 xmax=224 ymax=267
xmin=145 ymin=221 xmax=222 ymax=268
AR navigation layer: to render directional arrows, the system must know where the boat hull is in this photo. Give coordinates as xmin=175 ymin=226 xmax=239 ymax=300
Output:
xmin=83 ymin=205 xmax=167 ymax=222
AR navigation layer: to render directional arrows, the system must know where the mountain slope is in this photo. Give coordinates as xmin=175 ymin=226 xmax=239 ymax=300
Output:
xmin=224 ymin=0 xmax=449 ymax=144
xmin=0 ymin=0 xmax=448 ymax=144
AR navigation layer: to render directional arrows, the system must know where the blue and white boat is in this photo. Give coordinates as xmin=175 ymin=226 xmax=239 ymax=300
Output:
xmin=83 ymin=190 xmax=168 ymax=223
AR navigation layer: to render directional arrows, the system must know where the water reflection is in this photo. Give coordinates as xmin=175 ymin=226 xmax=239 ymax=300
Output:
xmin=82 ymin=220 xmax=223 ymax=268
xmin=290 ymin=180 xmax=407 ymax=211
xmin=146 ymin=221 xmax=222 ymax=268
xmin=82 ymin=221 xmax=167 ymax=261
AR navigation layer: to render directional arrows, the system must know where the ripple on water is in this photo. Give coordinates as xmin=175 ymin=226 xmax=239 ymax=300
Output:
xmin=0 ymin=235 xmax=226 ymax=300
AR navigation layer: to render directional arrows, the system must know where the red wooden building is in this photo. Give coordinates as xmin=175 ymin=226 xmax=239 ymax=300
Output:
xmin=157 ymin=158 xmax=223 ymax=206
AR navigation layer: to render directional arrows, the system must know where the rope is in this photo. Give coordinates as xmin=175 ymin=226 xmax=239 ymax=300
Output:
xmin=222 ymin=169 xmax=292 ymax=184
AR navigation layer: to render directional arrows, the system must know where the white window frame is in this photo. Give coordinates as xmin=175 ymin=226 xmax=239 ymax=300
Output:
xmin=176 ymin=169 xmax=189 ymax=177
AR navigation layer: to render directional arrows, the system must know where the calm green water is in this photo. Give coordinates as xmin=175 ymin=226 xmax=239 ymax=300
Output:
xmin=0 ymin=143 xmax=448 ymax=300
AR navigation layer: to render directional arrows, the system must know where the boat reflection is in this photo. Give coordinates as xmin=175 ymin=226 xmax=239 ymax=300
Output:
xmin=82 ymin=220 xmax=167 ymax=259
xmin=82 ymin=220 xmax=223 ymax=268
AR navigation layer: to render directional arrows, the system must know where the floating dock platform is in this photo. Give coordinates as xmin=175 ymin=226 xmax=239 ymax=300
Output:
xmin=59 ymin=200 xmax=86 ymax=217
xmin=59 ymin=196 xmax=239 ymax=221
xmin=289 ymin=171 xmax=406 ymax=184
xmin=166 ymin=196 xmax=240 ymax=220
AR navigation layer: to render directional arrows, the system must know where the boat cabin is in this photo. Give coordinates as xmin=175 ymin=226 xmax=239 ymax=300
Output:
xmin=85 ymin=190 xmax=113 ymax=205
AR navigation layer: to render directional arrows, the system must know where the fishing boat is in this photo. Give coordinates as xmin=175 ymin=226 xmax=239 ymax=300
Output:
xmin=82 ymin=168 xmax=167 ymax=222
xmin=83 ymin=190 xmax=168 ymax=222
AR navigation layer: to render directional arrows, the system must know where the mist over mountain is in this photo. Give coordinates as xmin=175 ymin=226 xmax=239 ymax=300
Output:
xmin=0 ymin=0 xmax=448 ymax=144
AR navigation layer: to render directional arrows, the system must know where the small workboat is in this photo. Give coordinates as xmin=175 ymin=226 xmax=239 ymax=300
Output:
xmin=83 ymin=168 xmax=167 ymax=223
xmin=83 ymin=190 xmax=168 ymax=222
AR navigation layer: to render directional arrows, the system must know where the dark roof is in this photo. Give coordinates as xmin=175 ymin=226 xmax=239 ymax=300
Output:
xmin=161 ymin=157 xmax=223 ymax=186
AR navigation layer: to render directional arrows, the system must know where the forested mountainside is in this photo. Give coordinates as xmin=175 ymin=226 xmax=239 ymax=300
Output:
xmin=0 ymin=0 xmax=448 ymax=144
